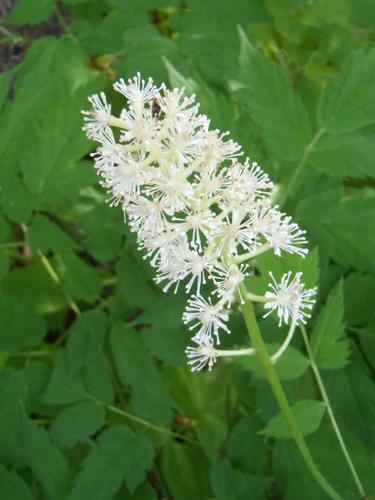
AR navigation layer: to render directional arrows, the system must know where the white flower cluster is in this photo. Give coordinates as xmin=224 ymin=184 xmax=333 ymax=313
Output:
xmin=83 ymin=73 xmax=316 ymax=371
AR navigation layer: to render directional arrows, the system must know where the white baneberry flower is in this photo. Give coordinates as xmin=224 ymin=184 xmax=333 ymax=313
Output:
xmin=183 ymin=295 xmax=230 ymax=344
xmin=265 ymin=212 xmax=308 ymax=258
xmin=225 ymin=159 xmax=273 ymax=203
xmin=82 ymin=74 xmax=314 ymax=368
xmin=185 ymin=339 xmax=217 ymax=372
xmin=211 ymin=263 xmax=248 ymax=305
xmin=155 ymin=248 xmax=218 ymax=294
xmin=211 ymin=208 xmax=256 ymax=256
xmin=82 ymin=92 xmax=112 ymax=139
xmin=172 ymin=207 xmax=216 ymax=251
xmin=145 ymin=163 xmax=193 ymax=213
xmin=264 ymin=272 xmax=317 ymax=326
xmin=114 ymin=73 xmax=159 ymax=107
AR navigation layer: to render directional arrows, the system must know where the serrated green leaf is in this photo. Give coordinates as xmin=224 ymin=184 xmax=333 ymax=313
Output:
xmin=22 ymin=417 xmax=72 ymax=500
xmin=27 ymin=215 xmax=79 ymax=253
xmin=296 ymin=188 xmax=375 ymax=273
xmin=261 ymin=399 xmax=325 ymax=439
xmin=0 ymin=293 xmax=46 ymax=351
xmin=317 ymin=49 xmax=375 ymax=133
xmin=50 ymin=401 xmax=105 ymax=448
xmin=210 ymin=460 xmax=268 ymax=500
xmin=5 ymin=0 xmax=53 ymax=25
xmin=140 ymin=291 xmax=189 ymax=366
xmin=42 ymin=350 xmax=87 ymax=405
xmin=0 ymin=464 xmax=32 ymax=500
xmin=110 ymin=323 xmax=174 ymax=425
xmin=2 ymin=261 xmax=67 ymax=314
xmin=78 ymin=203 xmax=123 ymax=261
xmin=69 ymin=426 xmax=154 ymax=499
xmin=237 ymin=29 xmax=311 ymax=161
xmin=52 ymin=253 xmax=102 ymax=303
xmin=310 ymin=281 xmax=349 ymax=369
xmin=43 ymin=311 xmax=113 ymax=405
xmin=309 ymin=132 xmax=375 ymax=178
xmin=172 ymin=0 xmax=266 ymax=83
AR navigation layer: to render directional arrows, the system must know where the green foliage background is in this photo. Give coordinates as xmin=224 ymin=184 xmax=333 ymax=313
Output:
xmin=0 ymin=0 xmax=375 ymax=498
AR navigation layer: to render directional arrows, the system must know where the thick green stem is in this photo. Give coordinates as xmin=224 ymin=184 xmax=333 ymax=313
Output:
xmin=238 ymin=282 xmax=342 ymax=500
xmin=300 ymin=326 xmax=366 ymax=498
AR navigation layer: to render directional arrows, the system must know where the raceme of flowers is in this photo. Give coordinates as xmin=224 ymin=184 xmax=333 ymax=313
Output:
xmin=82 ymin=73 xmax=317 ymax=372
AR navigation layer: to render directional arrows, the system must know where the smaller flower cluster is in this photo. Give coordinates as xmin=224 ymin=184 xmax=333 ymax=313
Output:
xmin=83 ymin=73 xmax=317 ymax=372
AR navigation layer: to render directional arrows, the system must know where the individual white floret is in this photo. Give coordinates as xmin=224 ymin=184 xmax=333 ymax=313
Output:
xmin=82 ymin=92 xmax=112 ymax=139
xmin=211 ymin=208 xmax=257 ymax=256
xmin=264 ymin=271 xmax=316 ymax=326
xmin=172 ymin=207 xmax=217 ymax=251
xmin=211 ymin=263 xmax=248 ymax=305
xmin=225 ymin=159 xmax=273 ymax=203
xmin=113 ymin=73 xmax=159 ymax=106
xmin=183 ymin=295 xmax=230 ymax=344
xmin=126 ymin=196 xmax=172 ymax=238
xmin=145 ymin=164 xmax=194 ymax=213
xmin=185 ymin=339 xmax=217 ymax=372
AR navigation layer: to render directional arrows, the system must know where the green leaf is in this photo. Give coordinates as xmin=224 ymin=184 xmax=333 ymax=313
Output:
xmin=260 ymin=399 xmax=325 ymax=439
xmin=50 ymin=401 xmax=105 ymax=448
xmin=110 ymin=323 xmax=174 ymax=425
xmin=344 ymin=272 xmax=375 ymax=326
xmin=78 ymin=203 xmax=123 ymax=261
xmin=227 ymin=414 xmax=268 ymax=476
xmin=296 ymin=188 xmax=375 ymax=273
xmin=52 ymin=253 xmax=102 ymax=303
xmin=42 ymin=350 xmax=87 ymax=405
xmin=0 ymin=168 xmax=33 ymax=223
xmin=22 ymin=417 xmax=72 ymax=500
xmin=237 ymin=29 xmax=311 ymax=161
xmin=2 ymin=261 xmax=67 ymax=314
xmin=317 ymin=49 xmax=375 ymax=133
xmin=309 ymin=132 xmax=375 ymax=178
xmin=310 ymin=280 xmax=349 ymax=369
xmin=210 ymin=460 xmax=268 ymax=500
xmin=0 ymin=369 xmax=27 ymax=464
xmin=171 ymin=0 xmax=267 ymax=83
xmin=247 ymin=247 xmax=320 ymax=295
xmin=5 ymin=0 xmax=53 ymax=25
xmin=162 ymin=442 xmax=211 ymax=500
xmin=27 ymin=215 xmax=79 ymax=253
xmin=237 ymin=342 xmax=310 ymax=381
xmin=0 ymin=293 xmax=46 ymax=351
xmin=0 ymin=37 xmax=96 ymax=216
xmin=0 ymin=465 xmax=32 ymax=500
xmin=43 ymin=311 xmax=114 ymax=405
xmin=0 ymin=250 xmax=9 ymax=282
xmin=0 ymin=214 xmax=10 ymax=242
xmin=140 ymin=291 xmax=189 ymax=366
xmin=69 ymin=426 xmax=154 ymax=499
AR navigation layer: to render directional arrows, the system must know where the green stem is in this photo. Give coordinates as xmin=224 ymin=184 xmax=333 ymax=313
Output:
xmin=38 ymin=251 xmax=81 ymax=317
xmin=106 ymin=404 xmax=215 ymax=450
xmin=277 ymin=128 xmax=325 ymax=208
xmin=0 ymin=241 xmax=26 ymax=249
xmin=300 ymin=326 xmax=366 ymax=498
xmin=238 ymin=282 xmax=342 ymax=500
